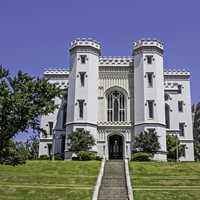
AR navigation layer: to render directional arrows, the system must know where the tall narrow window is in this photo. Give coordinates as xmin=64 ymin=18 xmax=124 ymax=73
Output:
xmin=62 ymin=104 xmax=67 ymax=129
xmin=80 ymin=55 xmax=86 ymax=64
xmin=148 ymin=128 xmax=155 ymax=134
xmin=107 ymin=91 xmax=126 ymax=122
xmin=62 ymin=93 xmax=67 ymax=129
xmin=147 ymin=100 xmax=154 ymax=119
xmin=78 ymin=100 xmax=84 ymax=118
xmin=178 ymin=101 xmax=183 ymax=112
xmin=76 ymin=128 xmax=84 ymax=132
xmin=165 ymin=104 xmax=170 ymax=128
xmin=61 ymin=135 xmax=66 ymax=155
xmin=146 ymin=55 xmax=153 ymax=64
xmin=47 ymin=143 xmax=52 ymax=157
xmin=180 ymin=145 xmax=186 ymax=157
xmin=165 ymin=93 xmax=170 ymax=101
xmin=147 ymin=73 xmax=153 ymax=87
xmin=79 ymin=72 xmax=86 ymax=87
xmin=179 ymin=122 xmax=185 ymax=136
xmin=178 ymin=85 xmax=182 ymax=94
xmin=48 ymin=121 xmax=53 ymax=135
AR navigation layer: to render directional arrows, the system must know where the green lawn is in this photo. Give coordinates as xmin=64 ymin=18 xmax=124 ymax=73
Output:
xmin=0 ymin=160 xmax=101 ymax=200
xmin=129 ymin=162 xmax=200 ymax=200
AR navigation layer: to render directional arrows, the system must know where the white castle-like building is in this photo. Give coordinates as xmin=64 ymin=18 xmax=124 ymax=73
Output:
xmin=39 ymin=38 xmax=194 ymax=161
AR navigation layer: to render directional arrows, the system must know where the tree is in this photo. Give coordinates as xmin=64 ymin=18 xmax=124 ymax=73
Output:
xmin=193 ymin=103 xmax=200 ymax=161
xmin=67 ymin=130 xmax=95 ymax=153
xmin=25 ymin=135 xmax=39 ymax=160
xmin=0 ymin=66 xmax=61 ymax=160
xmin=15 ymin=141 xmax=31 ymax=160
xmin=134 ymin=130 xmax=160 ymax=155
xmin=166 ymin=134 xmax=185 ymax=161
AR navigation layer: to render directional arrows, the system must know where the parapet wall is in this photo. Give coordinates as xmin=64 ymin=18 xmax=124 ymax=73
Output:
xmin=133 ymin=38 xmax=164 ymax=51
xmin=164 ymin=69 xmax=190 ymax=76
xmin=44 ymin=68 xmax=69 ymax=76
xmin=99 ymin=56 xmax=133 ymax=66
xmin=70 ymin=38 xmax=101 ymax=51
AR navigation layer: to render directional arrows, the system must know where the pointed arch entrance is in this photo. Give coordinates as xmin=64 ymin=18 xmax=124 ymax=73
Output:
xmin=108 ymin=134 xmax=123 ymax=159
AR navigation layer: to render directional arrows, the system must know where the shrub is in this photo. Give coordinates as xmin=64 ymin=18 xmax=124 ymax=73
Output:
xmin=72 ymin=156 xmax=80 ymax=161
xmin=78 ymin=151 xmax=96 ymax=161
xmin=134 ymin=131 xmax=160 ymax=155
xmin=0 ymin=140 xmax=26 ymax=166
xmin=131 ymin=152 xmax=152 ymax=161
xmin=67 ymin=130 xmax=95 ymax=152
xmin=95 ymin=156 xmax=103 ymax=161
xmin=54 ymin=153 xmax=63 ymax=160
xmin=2 ymin=155 xmax=26 ymax=166
xmin=38 ymin=155 xmax=49 ymax=160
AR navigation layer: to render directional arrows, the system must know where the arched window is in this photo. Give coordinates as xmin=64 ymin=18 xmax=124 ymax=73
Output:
xmin=107 ymin=91 xmax=126 ymax=122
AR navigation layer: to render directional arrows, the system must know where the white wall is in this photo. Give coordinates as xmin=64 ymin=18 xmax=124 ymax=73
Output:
xmin=164 ymin=73 xmax=194 ymax=161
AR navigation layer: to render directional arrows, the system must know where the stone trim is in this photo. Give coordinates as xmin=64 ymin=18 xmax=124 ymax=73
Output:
xmin=66 ymin=122 xmax=98 ymax=127
xmin=98 ymin=121 xmax=132 ymax=126
xmin=133 ymin=122 xmax=166 ymax=127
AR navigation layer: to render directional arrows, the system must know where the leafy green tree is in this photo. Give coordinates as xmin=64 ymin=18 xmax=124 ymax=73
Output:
xmin=0 ymin=66 xmax=61 ymax=160
xmin=193 ymin=103 xmax=200 ymax=161
xmin=194 ymin=143 xmax=200 ymax=161
xmin=0 ymin=140 xmax=26 ymax=165
xmin=166 ymin=134 xmax=185 ymax=161
xmin=15 ymin=141 xmax=31 ymax=160
xmin=67 ymin=130 xmax=95 ymax=153
xmin=26 ymin=135 xmax=39 ymax=160
xmin=134 ymin=130 xmax=160 ymax=155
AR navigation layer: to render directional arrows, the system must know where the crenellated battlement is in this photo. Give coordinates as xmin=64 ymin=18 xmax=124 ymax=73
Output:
xmin=133 ymin=38 xmax=164 ymax=51
xmin=70 ymin=38 xmax=101 ymax=51
xmin=164 ymin=69 xmax=190 ymax=76
xmin=44 ymin=68 xmax=69 ymax=76
xmin=99 ymin=56 xmax=133 ymax=66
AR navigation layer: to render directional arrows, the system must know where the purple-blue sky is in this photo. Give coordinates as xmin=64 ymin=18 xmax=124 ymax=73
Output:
xmin=1 ymin=1 xmax=200 ymax=99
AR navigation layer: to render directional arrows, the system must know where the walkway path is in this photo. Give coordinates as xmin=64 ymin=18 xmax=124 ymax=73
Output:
xmin=98 ymin=160 xmax=128 ymax=200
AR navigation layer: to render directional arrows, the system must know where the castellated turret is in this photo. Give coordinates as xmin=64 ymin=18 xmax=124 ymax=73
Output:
xmin=65 ymin=38 xmax=101 ymax=158
xmin=133 ymin=38 xmax=167 ymax=160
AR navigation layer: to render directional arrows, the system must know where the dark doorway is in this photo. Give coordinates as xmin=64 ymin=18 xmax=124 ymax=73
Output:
xmin=108 ymin=135 xmax=123 ymax=159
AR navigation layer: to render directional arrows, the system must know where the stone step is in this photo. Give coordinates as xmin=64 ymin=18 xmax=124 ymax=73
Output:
xmin=101 ymin=180 xmax=126 ymax=184
xmin=98 ymin=195 xmax=128 ymax=199
xmin=97 ymin=160 xmax=128 ymax=200
xmin=99 ymin=190 xmax=127 ymax=196
xmin=98 ymin=194 xmax=128 ymax=198
xmin=98 ymin=198 xmax=128 ymax=200
xmin=101 ymin=183 xmax=126 ymax=187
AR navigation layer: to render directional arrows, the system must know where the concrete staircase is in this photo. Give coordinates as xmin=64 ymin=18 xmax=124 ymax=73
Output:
xmin=97 ymin=160 xmax=128 ymax=200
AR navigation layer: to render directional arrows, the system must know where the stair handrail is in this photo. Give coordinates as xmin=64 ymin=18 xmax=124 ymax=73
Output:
xmin=125 ymin=159 xmax=134 ymax=200
xmin=92 ymin=156 xmax=105 ymax=200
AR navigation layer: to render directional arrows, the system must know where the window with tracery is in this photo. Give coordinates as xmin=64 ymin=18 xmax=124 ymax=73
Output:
xmin=107 ymin=91 xmax=126 ymax=122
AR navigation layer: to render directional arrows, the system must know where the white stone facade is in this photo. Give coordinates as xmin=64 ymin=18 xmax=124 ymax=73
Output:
xmin=39 ymin=38 xmax=194 ymax=161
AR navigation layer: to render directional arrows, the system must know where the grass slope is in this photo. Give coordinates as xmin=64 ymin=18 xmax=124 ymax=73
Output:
xmin=0 ymin=160 xmax=101 ymax=200
xmin=129 ymin=162 xmax=200 ymax=200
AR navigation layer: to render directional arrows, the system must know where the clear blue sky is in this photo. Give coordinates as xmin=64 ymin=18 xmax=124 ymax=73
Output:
xmin=0 ymin=0 xmax=199 ymax=102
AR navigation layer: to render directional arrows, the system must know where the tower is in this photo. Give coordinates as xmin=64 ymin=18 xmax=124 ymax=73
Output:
xmin=133 ymin=39 xmax=167 ymax=160
xmin=65 ymin=38 xmax=101 ymax=159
